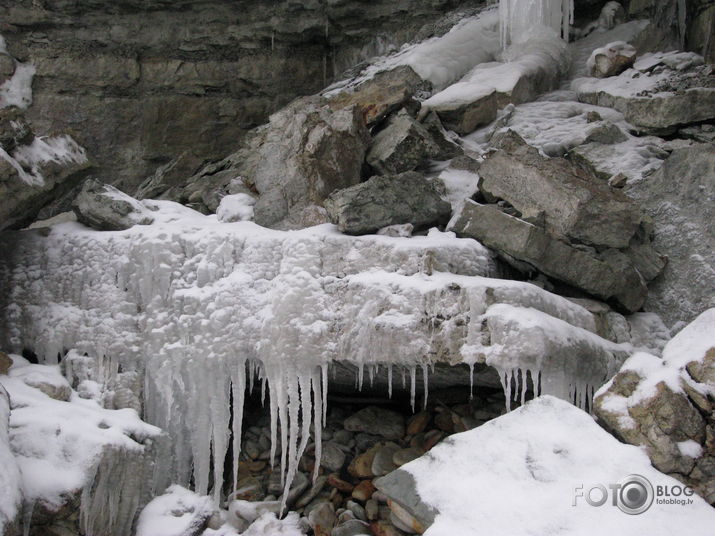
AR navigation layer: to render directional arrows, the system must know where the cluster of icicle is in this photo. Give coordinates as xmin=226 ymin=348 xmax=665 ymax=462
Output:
xmin=499 ymin=0 xmax=575 ymax=47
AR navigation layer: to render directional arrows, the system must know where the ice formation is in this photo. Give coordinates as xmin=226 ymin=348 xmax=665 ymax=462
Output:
xmin=0 ymin=383 xmax=22 ymax=535
xmin=499 ymin=0 xmax=574 ymax=48
xmin=0 ymin=202 xmax=641 ymax=511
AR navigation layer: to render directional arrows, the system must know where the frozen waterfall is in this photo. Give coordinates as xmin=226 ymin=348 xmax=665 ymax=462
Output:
xmin=0 ymin=203 xmax=632 ymax=512
xmin=499 ymin=0 xmax=575 ymax=47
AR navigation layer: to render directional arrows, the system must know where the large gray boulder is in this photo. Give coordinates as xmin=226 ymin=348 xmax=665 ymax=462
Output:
xmin=625 ymin=143 xmax=715 ymax=327
xmin=72 ymin=179 xmax=155 ymax=231
xmin=324 ymin=172 xmax=451 ymax=235
xmin=0 ymin=109 xmax=92 ymax=230
xmin=178 ymin=96 xmax=369 ymax=229
xmin=451 ymin=200 xmax=647 ymax=312
xmin=366 ymin=109 xmax=442 ymax=175
xmin=424 ymin=87 xmax=497 ymax=136
xmin=478 ymin=131 xmax=644 ymax=249
xmin=594 ymin=309 xmax=715 ymax=503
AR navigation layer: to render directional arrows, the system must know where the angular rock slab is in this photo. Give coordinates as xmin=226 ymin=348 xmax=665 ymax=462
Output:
xmin=326 ymin=66 xmax=431 ymax=127
xmin=324 ymin=172 xmax=451 ymax=235
xmin=375 ymin=396 xmax=715 ymax=536
xmin=451 ymin=200 xmax=647 ymax=312
xmin=478 ymin=131 xmax=644 ymax=249
xmin=595 ymin=309 xmax=715 ymax=503
xmin=366 ymin=110 xmax=442 ymax=175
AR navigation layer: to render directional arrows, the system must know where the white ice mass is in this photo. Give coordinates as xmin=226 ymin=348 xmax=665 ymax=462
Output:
xmin=0 ymin=200 xmax=642 ymax=512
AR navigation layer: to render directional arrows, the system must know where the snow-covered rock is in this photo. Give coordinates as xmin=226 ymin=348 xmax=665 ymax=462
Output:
xmin=72 ymin=178 xmax=155 ymax=231
xmin=0 ymin=109 xmax=91 ymax=230
xmin=587 ymin=41 xmax=637 ymax=78
xmin=573 ymin=53 xmax=715 ymax=133
xmin=2 ymin=355 xmax=165 ymax=536
xmin=375 ymin=395 xmax=715 ymax=536
xmin=595 ymin=309 xmax=715 ymax=503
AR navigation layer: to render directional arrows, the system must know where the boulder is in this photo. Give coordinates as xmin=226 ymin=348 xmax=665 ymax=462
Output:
xmin=376 ymin=396 xmax=715 ymax=535
xmin=0 ymin=111 xmax=92 ymax=230
xmin=594 ymin=309 xmax=715 ymax=503
xmin=366 ymin=109 xmax=442 ymax=174
xmin=478 ymin=131 xmax=644 ymax=249
xmin=625 ymin=143 xmax=715 ymax=326
xmin=574 ymin=56 xmax=715 ymax=133
xmin=324 ymin=172 xmax=451 ymax=235
xmin=451 ymin=200 xmax=647 ymax=312
xmin=587 ymin=41 xmax=637 ymax=78
xmin=326 ymin=66 xmax=431 ymax=126
xmin=422 ymin=87 xmax=497 ymax=136
xmin=178 ymin=96 xmax=369 ymax=229
xmin=72 ymin=179 xmax=155 ymax=231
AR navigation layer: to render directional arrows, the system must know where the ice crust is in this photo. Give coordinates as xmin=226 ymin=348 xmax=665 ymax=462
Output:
xmin=0 ymin=202 xmax=633 ymax=506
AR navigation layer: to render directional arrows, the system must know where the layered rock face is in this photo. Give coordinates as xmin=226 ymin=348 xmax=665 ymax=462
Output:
xmin=0 ymin=0 xmax=477 ymax=196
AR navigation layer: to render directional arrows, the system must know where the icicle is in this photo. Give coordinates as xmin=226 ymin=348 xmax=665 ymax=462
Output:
xmin=468 ymin=362 xmax=475 ymax=400
xmin=520 ymin=368 xmax=528 ymax=407
xmin=357 ymin=362 xmax=364 ymax=391
xmin=321 ymin=365 xmax=328 ymax=427
xmin=409 ymin=366 xmax=417 ymax=412
xmin=231 ymin=359 xmax=246 ymax=491
xmin=311 ymin=368 xmax=323 ymax=481
xmin=387 ymin=364 xmax=393 ymax=399
xmin=421 ymin=364 xmax=429 ymax=410
xmin=248 ymin=361 xmax=255 ymax=395
xmin=369 ymin=364 xmax=375 ymax=388
xmin=401 ymin=367 xmax=406 ymax=390
xmin=269 ymin=380 xmax=278 ymax=469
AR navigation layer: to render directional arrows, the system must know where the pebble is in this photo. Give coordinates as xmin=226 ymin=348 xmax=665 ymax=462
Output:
xmin=346 ymin=500 xmax=367 ymax=521
xmin=371 ymin=442 xmax=400 ymax=476
xmin=406 ymin=411 xmax=430 ymax=435
xmin=348 ymin=444 xmax=380 ymax=478
xmin=365 ymin=499 xmax=379 ymax=521
xmin=327 ymin=473 xmax=354 ymax=493
xmin=392 ymin=447 xmax=423 ymax=467
xmin=285 ymin=471 xmax=310 ymax=505
xmin=308 ymin=501 xmax=336 ymax=536
xmin=321 ymin=441 xmax=347 ymax=472
xmin=232 ymin=476 xmax=264 ymax=501
xmin=331 ymin=519 xmax=371 ymax=536
xmin=295 ymin=475 xmax=327 ymax=508
xmin=344 ymin=407 xmax=405 ymax=440
xmin=370 ymin=520 xmax=407 ymax=536
xmin=351 ymin=480 xmax=376 ymax=502
xmin=243 ymin=439 xmax=261 ymax=459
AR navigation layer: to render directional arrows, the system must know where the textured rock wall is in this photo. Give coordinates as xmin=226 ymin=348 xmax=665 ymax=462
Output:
xmin=0 ymin=0 xmax=480 ymax=197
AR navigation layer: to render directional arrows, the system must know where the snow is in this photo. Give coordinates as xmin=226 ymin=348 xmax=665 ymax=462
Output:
xmin=435 ymin=167 xmax=480 ymax=213
xmin=324 ymin=7 xmax=501 ymax=95
xmin=677 ymin=440 xmax=703 ymax=459
xmin=0 ymin=383 xmax=22 ymax=535
xmin=1 ymin=355 xmax=162 ymax=535
xmin=421 ymin=28 xmax=569 ymax=119
xmin=135 ymin=485 xmax=215 ymax=536
xmin=216 ymin=194 xmax=256 ymax=223
xmin=0 ymin=34 xmax=35 ymax=110
xmin=402 ymin=396 xmax=715 ymax=536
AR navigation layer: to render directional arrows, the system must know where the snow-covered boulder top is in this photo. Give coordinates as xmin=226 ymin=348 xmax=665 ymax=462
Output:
xmin=0 ymin=382 xmax=21 ymax=536
xmin=0 ymin=201 xmax=637 ymax=504
xmin=376 ymin=396 xmax=715 ymax=536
